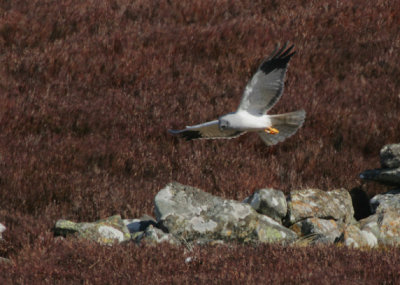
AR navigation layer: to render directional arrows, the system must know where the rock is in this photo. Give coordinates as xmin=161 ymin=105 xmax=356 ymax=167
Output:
xmin=376 ymin=210 xmax=400 ymax=245
xmin=155 ymin=182 xmax=297 ymax=244
xmin=285 ymin=188 xmax=354 ymax=225
xmin=370 ymin=189 xmax=400 ymax=213
xmin=243 ymin=188 xmax=287 ymax=223
xmin=54 ymin=215 xmax=131 ymax=245
xmin=360 ymin=144 xmax=400 ymax=186
xmin=360 ymin=168 xmax=400 ymax=186
xmin=359 ymin=210 xmax=400 ymax=246
xmin=123 ymin=215 xmax=157 ymax=233
xmin=380 ymin=144 xmax=400 ymax=169
xmin=337 ymin=224 xmax=378 ymax=248
xmin=0 ymin=223 xmax=5 ymax=240
xmin=290 ymin=218 xmax=342 ymax=243
xmin=358 ymin=214 xmax=380 ymax=240
xmin=135 ymin=225 xmax=180 ymax=245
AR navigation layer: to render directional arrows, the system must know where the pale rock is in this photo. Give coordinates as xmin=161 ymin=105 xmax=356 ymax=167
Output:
xmin=54 ymin=215 xmax=131 ymax=245
xmin=155 ymin=182 xmax=297 ymax=244
xmin=243 ymin=188 xmax=287 ymax=223
xmin=286 ymin=188 xmax=354 ymax=225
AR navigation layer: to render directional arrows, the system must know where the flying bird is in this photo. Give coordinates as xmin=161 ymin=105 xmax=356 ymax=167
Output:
xmin=169 ymin=43 xmax=305 ymax=146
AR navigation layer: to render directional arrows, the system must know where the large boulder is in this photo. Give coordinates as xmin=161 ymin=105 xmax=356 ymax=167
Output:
xmin=54 ymin=215 xmax=131 ymax=245
xmin=243 ymin=188 xmax=287 ymax=223
xmin=154 ymin=182 xmax=297 ymax=244
xmin=285 ymin=188 xmax=354 ymax=225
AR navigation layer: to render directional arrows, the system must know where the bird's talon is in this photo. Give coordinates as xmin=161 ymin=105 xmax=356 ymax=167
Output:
xmin=265 ymin=127 xmax=279 ymax=134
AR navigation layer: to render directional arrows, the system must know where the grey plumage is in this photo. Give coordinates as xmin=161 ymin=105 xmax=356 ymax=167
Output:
xmin=169 ymin=43 xmax=305 ymax=145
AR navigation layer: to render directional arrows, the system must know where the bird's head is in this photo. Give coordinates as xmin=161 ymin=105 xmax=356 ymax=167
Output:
xmin=218 ymin=119 xmax=230 ymax=131
xmin=218 ymin=114 xmax=234 ymax=131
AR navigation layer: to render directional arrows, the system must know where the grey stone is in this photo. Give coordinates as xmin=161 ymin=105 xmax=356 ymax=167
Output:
xmin=155 ymin=182 xmax=297 ymax=244
xmin=380 ymin=144 xmax=400 ymax=168
xmin=243 ymin=188 xmax=287 ymax=223
xmin=54 ymin=215 xmax=131 ymax=245
xmin=286 ymin=188 xmax=354 ymax=225
xmin=360 ymin=168 xmax=400 ymax=186
xmin=290 ymin=218 xmax=342 ymax=243
xmin=359 ymin=210 xmax=400 ymax=246
xmin=337 ymin=224 xmax=378 ymax=248
xmin=370 ymin=189 xmax=400 ymax=213
xmin=135 ymin=225 xmax=180 ymax=245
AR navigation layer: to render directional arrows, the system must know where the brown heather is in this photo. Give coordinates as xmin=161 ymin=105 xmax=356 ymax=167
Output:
xmin=0 ymin=0 xmax=399 ymax=283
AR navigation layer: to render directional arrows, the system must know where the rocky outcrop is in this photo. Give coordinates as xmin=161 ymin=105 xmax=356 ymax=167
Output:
xmin=155 ymin=183 xmax=297 ymax=244
xmin=52 ymin=152 xmax=400 ymax=249
xmin=357 ymin=143 xmax=400 ymax=246
xmin=360 ymin=143 xmax=400 ymax=186
xmin=54 ymin=215 xmax=131 ymax=245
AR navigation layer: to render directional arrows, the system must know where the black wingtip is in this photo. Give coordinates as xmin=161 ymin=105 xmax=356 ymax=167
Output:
xmin=168 ymin=129 xmax=202 ymax=141
xmin=260 ymin=43 xmax=296 ymax=74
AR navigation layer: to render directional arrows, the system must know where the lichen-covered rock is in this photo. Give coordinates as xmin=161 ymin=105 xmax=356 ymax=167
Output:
xmin=243 ymin=188 xmax=287 ymax=223
xmin=370 ymin=189 xmax=400 ymax=214
xmin=380 ymin=144 xmax=400 ymax=169
xmin=359 ymin=214 xmax=380 ymax=239
xmin=286 ymin=188 xmax=354 ymax=225
xmin=155 ymin=182 xmax=297 ymax=244
xmin=290 ymin=218 xmax=341 ymax=243
xmin=359 ymin=168 xmax=400 ymax=186
xmin=359 ymin=210 xmax=400 ymax=246
xmin=54 ymin=215 xmax=131 ymax=245
xmin=123 ymin=215 xmax=157 ymax=233
xmin=337 ymin=224 xmax=378 ymax=248
xmin=135 ymin=225 xmax=180 ymax=245
xmin=378 ymin=210 xmax=400 ymax=245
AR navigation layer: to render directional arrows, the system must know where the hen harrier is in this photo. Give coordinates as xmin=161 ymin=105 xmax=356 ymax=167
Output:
xmin=169 ymin=43 xmax=305 ymax=145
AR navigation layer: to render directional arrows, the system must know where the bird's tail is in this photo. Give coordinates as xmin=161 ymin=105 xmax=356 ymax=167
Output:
xmin=258 ymin=109 xmax=306 ymax=145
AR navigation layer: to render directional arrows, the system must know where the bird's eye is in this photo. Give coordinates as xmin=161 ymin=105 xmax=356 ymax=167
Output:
xmin=219 ymin=121 xmax=228 ymax=130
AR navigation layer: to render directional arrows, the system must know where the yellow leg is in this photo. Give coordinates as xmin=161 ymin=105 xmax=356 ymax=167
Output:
xmin=265 ymin=127 xmax=279 ymax=134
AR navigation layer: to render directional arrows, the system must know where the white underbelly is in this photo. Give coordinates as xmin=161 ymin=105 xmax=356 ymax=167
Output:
xmin=234 ymin=112 xmax=271 ymax=131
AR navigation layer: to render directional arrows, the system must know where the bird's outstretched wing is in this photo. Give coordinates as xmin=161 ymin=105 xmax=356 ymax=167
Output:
xmin=238 ymin=43 xmax=295 ymax=115
xmin=168 ymin=120 xmax=245 ymax=140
